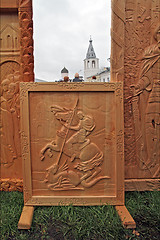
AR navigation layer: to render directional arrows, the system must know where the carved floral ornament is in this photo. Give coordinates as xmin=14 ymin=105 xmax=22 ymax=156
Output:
xmin=0 ymin=179 xmax=23 ymax=192
xmin=20 ymin=82 xmax=37 ymax=96
xmin=19 ymin=0 xmax=32 ymax=9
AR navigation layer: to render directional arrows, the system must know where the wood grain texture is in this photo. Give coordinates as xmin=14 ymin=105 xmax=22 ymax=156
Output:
xmin=111 ymin=0 xmax=160 ymax=189
xmin=20 ymin=82 xmax=124 ymax=206
xmin=0 ymin=0 xmax=18 ymax=9
xmin=1 ymin=0 xmax=159 ymax=192
xmin=18 ymin=0 xmax=34 ymax=82
xmin=18 ymin=206 xmax=34 ymax=229
xmin=0 ymin=179 xmax=23 ymax=192
xmin=125 ymin=179 xmax=160 ymax=191
xmin=0 ymin=0 xmax=34 ymax=182
xmin=115 ymin=205 xmax=136 ymax=229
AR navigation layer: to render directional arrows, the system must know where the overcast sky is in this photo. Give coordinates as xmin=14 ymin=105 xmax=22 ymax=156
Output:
xmin=33 ymin=0 xmax=111 ymax=81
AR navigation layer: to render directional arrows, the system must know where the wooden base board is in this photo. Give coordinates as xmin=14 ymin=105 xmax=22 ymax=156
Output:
xmin=115 ymin=205 xmax=136 ymax=229
xmin=125 ymin=179 xmax=160 ymax=191
xmin=18 ymin=205 xmax=135 ymax=229
xmin=18 ymin=206 xmax=34 ymax=229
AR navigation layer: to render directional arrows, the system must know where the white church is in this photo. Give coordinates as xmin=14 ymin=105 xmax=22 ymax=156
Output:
xmin=84 ymin=38 xmax=110 ymax=82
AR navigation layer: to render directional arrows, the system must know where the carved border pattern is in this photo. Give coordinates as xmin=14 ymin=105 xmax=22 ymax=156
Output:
xmin=21 ymin=131 xmax=32 ymax=203
xmin=0 ymin=179 xmax=23 ymax=192
xmin=58 ymin=82 xmax=85 ymax=89
xmin=18 ymin=0 xmax=34 ymax=82
xmin=111 ymin=0 xmax=125 ymax=82
xmin=117 ymin=130 xmax=124 ymax=154
xmin=21 ymin=131 xmax=29 ymax=158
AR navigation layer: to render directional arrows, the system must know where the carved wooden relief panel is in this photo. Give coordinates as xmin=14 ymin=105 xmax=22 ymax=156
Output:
xmin=111 ymin=0 xmax=160 ymax=189
xmin=0 ymin=0 xmax=34 ymax=188
xmin=124 ymin=0 xmax=160 ymax=181
xmin=20 ymin=82 xmax=124 ymax=205
xmin=111 ymin=0 xmax=125 ymax=82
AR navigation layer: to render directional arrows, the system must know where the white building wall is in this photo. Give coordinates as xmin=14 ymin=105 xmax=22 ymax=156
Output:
xmin=61 ymin=72 xmax=69 ymax=79
xmin=84 ymin=58 xmax=99 ymax=81
xmin=99 ymin=71 xmax=110 ymax=82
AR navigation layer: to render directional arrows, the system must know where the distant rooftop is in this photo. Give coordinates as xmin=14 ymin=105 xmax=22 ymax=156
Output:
xmin=35 ymin=78 xmax=47 ymax=82
xmin=86 ymin=37 xmax=96 ymax=59
xmin=61 ymin=67 xmax=69 ymax=73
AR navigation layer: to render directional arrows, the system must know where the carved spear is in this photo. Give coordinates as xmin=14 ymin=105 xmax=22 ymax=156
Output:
xmin=56 ymin=97 xmax=79 ymax=166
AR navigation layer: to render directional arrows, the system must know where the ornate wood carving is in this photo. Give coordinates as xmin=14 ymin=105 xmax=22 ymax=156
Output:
xmin=123 ymin=0 xmax=160 ymax=181
xmin=0 ymin=1 xmax=21 ymax=178
xmin=1 ymin=0 xmax=159 ymax=192
xmin=18 ymin=0 xmax=34 ymax=82
xmin=0 ymin=0 xmax=34 ymax=183
xmin=1 ymin=72 xmax=21 ymax=168
xmin=111 ymin=0 xmax=125 ymax=82
xmin=0 ymin=179 xmax=23 ymax=192
xmin=111 ymin=0 xmax=160 ymax=189
xmin=20 ymin=82 xmax=124 ymax=205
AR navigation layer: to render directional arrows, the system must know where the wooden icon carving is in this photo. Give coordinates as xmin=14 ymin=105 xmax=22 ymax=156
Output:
xmin=111 ymin=0 xmax=160 ymax=190
xmin=20 ymin=82 xmax=124 ymax=206
xmin=1 ymin=72 xmax=21 ymax=168
xmin=40 ymin=105 xmax=110 ymax=191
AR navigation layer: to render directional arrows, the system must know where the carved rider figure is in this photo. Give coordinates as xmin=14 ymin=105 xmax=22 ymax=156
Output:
xmin=64 ymin=111 xmax=95 ymax=161
xmin=132 ymin=25 xmax=160 ymax=170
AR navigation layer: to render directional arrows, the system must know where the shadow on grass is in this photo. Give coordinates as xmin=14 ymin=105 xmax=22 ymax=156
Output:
xmin=0 ymin=191 xmax=160 ymax=240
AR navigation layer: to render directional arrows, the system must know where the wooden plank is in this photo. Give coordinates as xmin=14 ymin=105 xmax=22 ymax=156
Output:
xmin=115 ymin=205 xmax=136 ymax=229
xmin=125 ymin=179 xmax=160 ymax=191
xmin=18 ymin=206 xmax=34 ymax=229
xmin=0 ymin=0 xmax=18 ymax=9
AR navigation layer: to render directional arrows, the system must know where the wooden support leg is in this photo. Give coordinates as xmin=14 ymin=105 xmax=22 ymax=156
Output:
xmin=18 ymin=206 xmax=34 ymax=229
xmin=115 ymin=205 xmax=136 ymax=229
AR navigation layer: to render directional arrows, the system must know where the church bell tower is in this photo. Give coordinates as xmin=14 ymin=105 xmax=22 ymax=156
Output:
xmin=84 ymin=37 xmax=99 ymax=81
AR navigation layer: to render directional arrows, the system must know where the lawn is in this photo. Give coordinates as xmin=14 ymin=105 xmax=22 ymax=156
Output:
xmin=0 ymin=191 xmax=160 ymax=240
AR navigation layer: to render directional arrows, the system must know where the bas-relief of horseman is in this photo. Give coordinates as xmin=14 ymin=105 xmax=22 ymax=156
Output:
xmin=131 ymin=25 xmax=160 ymax=176
xmin=40 ymin=103 xmax=110 ymax=190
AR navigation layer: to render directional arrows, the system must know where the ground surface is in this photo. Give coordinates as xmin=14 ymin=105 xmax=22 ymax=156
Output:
xmin=0 ymin=191 xmax=160 ymax=240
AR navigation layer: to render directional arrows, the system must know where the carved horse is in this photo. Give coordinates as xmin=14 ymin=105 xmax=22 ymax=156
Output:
xmin=40 ymin=106 xmax=109 ymax=188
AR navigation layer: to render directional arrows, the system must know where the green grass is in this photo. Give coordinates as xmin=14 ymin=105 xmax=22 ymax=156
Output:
xmin=0 ymin=191 xmax=160 ymax=240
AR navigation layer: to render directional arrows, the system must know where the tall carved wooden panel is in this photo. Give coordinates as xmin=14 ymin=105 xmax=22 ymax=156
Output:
xmin=0 ymin=0 xmax=34 ymax=191
xmin=111 ymin=0 xmax=160 ymax=190
xmin=111 ymin=0 xmax=125 ymax=82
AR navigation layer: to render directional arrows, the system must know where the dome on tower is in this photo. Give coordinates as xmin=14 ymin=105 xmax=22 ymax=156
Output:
xmin=86 ymin=37 xmax=96 ymax=59
xmin=61 ymin=67 xmax=69 ymax=73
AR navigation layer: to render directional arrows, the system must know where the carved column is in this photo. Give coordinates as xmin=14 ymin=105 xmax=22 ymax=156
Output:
xmin=18 ymin=0 xmax=34 ymax=82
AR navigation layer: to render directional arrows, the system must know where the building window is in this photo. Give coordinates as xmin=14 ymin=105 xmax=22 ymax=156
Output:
xmin=92 ymin=60 xmax=95 ymax=68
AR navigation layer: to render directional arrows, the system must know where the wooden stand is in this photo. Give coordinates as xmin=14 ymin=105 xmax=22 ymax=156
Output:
xmin=115 ymin=205 xmax=136 ymax=229
xmin=18 ymin=205 xmax=136 ymax=229
xmin=18 ymin=206 xmax=34 ymax=229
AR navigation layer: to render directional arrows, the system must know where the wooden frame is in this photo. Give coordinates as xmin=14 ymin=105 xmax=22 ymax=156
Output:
xmin=20 ymin=82 xmax=124 ymax=206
